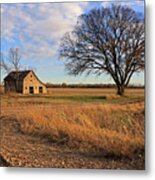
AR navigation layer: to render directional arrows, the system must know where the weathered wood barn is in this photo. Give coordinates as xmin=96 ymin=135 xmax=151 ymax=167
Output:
xmin=4 ymin=70 xmax=47 ymax=94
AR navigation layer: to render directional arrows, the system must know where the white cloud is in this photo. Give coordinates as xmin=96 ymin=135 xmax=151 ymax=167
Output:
xmin=1 ymin=1 xmax=143 ymax=63
xmin=101 ymin=0 xmax=144 ymax=8
xmin=1 ymin=2 xmax=88 ymax=61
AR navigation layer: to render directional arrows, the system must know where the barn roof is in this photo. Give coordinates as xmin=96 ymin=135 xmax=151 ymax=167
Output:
xmin=4 ymin=70 xmax=46 ymax=86
xmin=4 ymin=70 xmax=32 ymax=81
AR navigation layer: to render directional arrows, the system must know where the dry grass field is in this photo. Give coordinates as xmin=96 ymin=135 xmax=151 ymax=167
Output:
xmin=0 ymin=88 xmax=145 ymax=169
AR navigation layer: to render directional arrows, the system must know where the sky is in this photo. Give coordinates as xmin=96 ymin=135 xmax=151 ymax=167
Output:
xmin=1 ymin=0 xmax=145 ymax=85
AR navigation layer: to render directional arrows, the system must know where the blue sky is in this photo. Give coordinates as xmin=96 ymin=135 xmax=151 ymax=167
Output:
xmin=1 ymin=0 xmax=145 ymax=84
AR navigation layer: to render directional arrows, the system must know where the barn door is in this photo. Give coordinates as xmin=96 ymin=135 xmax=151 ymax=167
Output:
xmin=29 ymin=86 xmax=34 ymax=94
xmin=39 ymin=86 xmax=43 ymax=93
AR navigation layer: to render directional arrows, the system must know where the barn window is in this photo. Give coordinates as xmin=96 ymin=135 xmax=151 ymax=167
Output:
xmin=25 ymin=87 xmax=27 ymax=90
xmin=30 ymin=75 xmax=32 ymax=77
xmin=39 ymin=86 xmax=43 ymax=93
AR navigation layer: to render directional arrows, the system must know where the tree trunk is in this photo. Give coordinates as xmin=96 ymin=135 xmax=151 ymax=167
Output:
xmin=117 ymin=85 xmax=125 ymax=96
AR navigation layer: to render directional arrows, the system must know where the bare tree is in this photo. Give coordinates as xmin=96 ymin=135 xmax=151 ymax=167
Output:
xmin=0 ymin=48 xmax=21 ymax=74
xmin=59 ymin=5 xmax=145 ymax=95
xmin=1 ymin=48 xmax=37 ymax=74
xmin=0 ymin=52 xmax=11 ymax=73
xmin=8 ymin=48 xmax=21 ymax=71
xmin=1 ymin=48 xmax=22 ymax=92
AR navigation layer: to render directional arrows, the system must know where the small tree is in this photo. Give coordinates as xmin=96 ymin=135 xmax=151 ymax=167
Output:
xmin=0 ymin=48 xmax=21 ymax=73
xmin=59 ymin=5 xmax=145 ymax=95
xmin=0 ymin=52 xmax=11 ymax=73
xmin=62 ymin=82 xmax=67 ymax=88
xmin=8 ymin=48 xmax=21 ymax=71
xmin=1 ymin=48 xmax=22 ymax=92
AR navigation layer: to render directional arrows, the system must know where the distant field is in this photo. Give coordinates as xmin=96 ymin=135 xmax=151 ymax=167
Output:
xmin=0 ymin=88 xmax=145 ymax=169
xmin=47 ymin=87 xmax=144 ymax=95
xmin=1 ymin=87 xmax=144 ymax=102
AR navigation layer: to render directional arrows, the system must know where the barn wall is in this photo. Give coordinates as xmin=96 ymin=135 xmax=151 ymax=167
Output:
xmin=4 ymin=80 xmax=16 ymax=93
xmin=5 ymin=80 xmax=23 ymax=93
xmin=17 ymin=80 xmax=23 ymax=93
xmin=23 ymin=71 xmax=47 ymax=94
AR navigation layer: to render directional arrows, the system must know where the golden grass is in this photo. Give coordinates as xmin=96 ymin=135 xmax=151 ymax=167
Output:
xmin=15 ymin=102 xmax=144 ymax=158
xmin=1 ymin=88 xmax=144 ymax=159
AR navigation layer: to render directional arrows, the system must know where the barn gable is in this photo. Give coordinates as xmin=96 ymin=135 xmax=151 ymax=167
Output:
xmin=23 ymin=71 xmax=46 ymax=94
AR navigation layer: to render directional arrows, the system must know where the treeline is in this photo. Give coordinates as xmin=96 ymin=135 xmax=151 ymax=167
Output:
xmin=46 ymin=83 xmax=144 ymax=89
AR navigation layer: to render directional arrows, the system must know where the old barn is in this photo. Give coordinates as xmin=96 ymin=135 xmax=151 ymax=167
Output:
xmin=4 ymin=70 xmax=47 ymax=94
